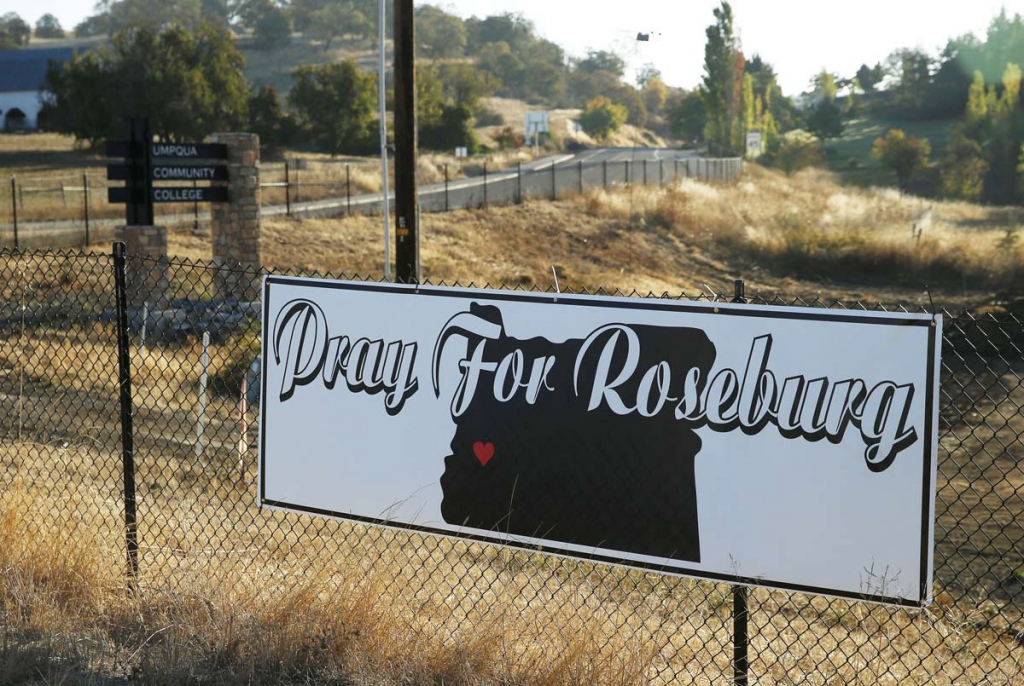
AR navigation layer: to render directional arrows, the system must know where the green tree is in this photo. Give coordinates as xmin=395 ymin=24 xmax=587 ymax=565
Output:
xmin=416 ymin=5 xmax=466 ymax=58
xmin=73 ymin=13 xmax=111 ymax=37
xmin=249 ymin=84 xmax=297 ymax=150
xmin=289 ymin=60 xmax=376 ymax=155
xmin=95 ymin=0 xmax=205 ymax=34
xmin=465 ymin=12 xmax=533 ymax=55
xmin=577 ymin=50 xmax=626 ymax=78
xmin=872 ymin=129 xmax=931 ymax=190
xmin=807 ymin=71 xmax=844 ymax=141
xmin=885 ymin=48 xmax=933 ymax=117
xmin=578 ymin=96 xmax=628 ymax=140
xmin=0 ymin=13 xmax=31 ymax=48
xmin=855 ymin=62 xmax=884 ymax=92
xmin=421 ymin=104 xmax=478 ymax=152
xmin=667 ymin=90 xmax=708 ymax=143
xmin=43 ymin=21 xmax=248 ymax=145
xmin=436 ymin=62 xmax=498 ymax=110
xmin=940 ymin=127 xmax=989 ymax=200
xmin=701 ymin=2 xmax=742 ymax=153
xmin=253 ymin=1 xmax=292 ymax=51
xmin=34 ymin=13 xmax=65 ymax=39
xmin=643 ymin=76 xmax=669 ymax=115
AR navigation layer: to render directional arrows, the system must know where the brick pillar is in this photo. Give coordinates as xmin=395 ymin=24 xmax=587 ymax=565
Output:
xmin=115 ymin=225 xmax=170 ymax=310
xmin=208 ymin=132 xmax=260 ymax=301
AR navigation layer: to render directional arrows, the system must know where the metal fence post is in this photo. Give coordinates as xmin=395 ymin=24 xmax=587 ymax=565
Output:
xmin=643 ymin=159 xmax=648 ymax=185
xmin=83 ymin=173 xmax=90 ymax=247
xmin=660 ymin=159 xmax=665 ymax=185
xmin=734 ymin=585 xmax=749 ymax=686
xmin=578 ymin=160 xmax=583 ymax=195
xmin=285 ymin=163 xmax=291 ymax=217
xmin=444 ymin=164 xmax=449 ymax=212
xmin=516 ymin=161 xmax=522 ymax=203
xmin=10 ymin=176 xmax=17 ymax=250
xmin=483 ymin=161 xmax=488 ymax=207
xmin=551 ymin=160 xmax=556 ymax=200
xmin=192 ymin=180 xmax=199 ymax=233
xmin=602 ymin=159 xmax=607 ymax=188
xmin=625 ymin=160 xmax=630 ymax=185
xmin=731 ymin=277 xmax=749 ymax=686
xmin=346 ymin=164 xmax=352 ymax=216
xmin=113 ymin=241 xmax=139 ymax=589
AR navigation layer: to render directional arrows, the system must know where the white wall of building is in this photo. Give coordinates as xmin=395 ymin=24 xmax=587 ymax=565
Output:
xmin=0 ymin=91 xmax=42 ymax=129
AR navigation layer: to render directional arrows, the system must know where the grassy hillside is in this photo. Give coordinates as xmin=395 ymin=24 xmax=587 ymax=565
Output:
xmin=823 ymin=116 xmax=955 ymax=194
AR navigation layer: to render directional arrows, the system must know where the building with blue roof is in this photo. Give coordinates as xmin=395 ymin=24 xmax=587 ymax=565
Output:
xmin=0 ymin=47 xmax=77 ymax=131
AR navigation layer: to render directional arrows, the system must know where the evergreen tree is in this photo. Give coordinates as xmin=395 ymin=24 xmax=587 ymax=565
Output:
xmin=701 ymin=2 xmax=742 ymax=153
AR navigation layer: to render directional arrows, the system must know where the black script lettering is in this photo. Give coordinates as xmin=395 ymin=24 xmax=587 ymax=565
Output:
xmin=433 ymin=310 xmax=556 ymax=416
xmin=858 ymin=382 xmax=917 ymax=472
xmin=272 ymin=299 xmax=418 ymax=414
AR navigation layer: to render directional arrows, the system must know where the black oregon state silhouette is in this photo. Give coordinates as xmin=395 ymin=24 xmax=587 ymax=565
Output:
xmin=438 ymin=303 xmax=717 ymax=563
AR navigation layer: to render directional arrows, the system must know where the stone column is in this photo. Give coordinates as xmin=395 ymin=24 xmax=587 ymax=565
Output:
xmin=115 ymin=225 xmax=170 ymax=310
xmin=208 ymin=132 xmax=261 ymax=301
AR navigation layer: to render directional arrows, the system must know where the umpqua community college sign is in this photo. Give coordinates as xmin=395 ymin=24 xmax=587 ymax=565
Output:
xmin=258 ymin=277 xmax=941 ymax=607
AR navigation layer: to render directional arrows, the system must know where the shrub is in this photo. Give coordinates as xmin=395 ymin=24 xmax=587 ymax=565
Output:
xmin=578 ymin=96 xmax=628 ymax=140
xmin=766 ymin=133 xmax=824 ymax=175
xmin=872 ymin=129 xmax=931 ymax=191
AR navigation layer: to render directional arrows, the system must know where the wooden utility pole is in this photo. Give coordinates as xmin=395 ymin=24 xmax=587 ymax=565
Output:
xmin=393 ymin=0 xmax=419 ymax=284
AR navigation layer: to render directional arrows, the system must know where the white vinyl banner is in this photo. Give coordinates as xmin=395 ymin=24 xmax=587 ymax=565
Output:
xmin=259 ymin=277 xmax=941 ymax=607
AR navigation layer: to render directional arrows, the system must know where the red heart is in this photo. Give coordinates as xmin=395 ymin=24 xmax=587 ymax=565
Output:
xmin=473 ymin=441 xmax=495 ymax=466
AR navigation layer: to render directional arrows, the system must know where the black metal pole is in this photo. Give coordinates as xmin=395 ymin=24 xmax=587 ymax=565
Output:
xmin=285 ymin=163 xmax=291 ymax=216
xmin=11 ymin=176 xmax=18 ymax=250
xmin=113 ymin=241 xmax=139 ymax=589
xmin=733 ymin=585 xmax=749 ymax=685
xmin=83 ymin=173 xmax=90 ymax=246
xmin=346 ymin=164 xmax=352 ymax=216
xmin=192 ymin=179 xmax=199 ymax=233
xmin=551 ymin=160 xmax=556 ymax=200
xmin=578 ymin=160 xmax=583 ymax=194
xmin=483 ymin=161 xmax=488 ymax=207
xmin=295 ymin=164 xmax=300 ymax=203
xmin=602 ymin=159 xmax=607 ymax=188
xmin=731 ymin=277 xmax=749 ymax=685
xmin=516 ymin=161 xmax=522 ymax=203
xmin=643 ymin=159 xmax=648 ymax=185
xmin=444 ymin=164 xmax=449 ymax=211
xmin=625 ymin=160 xmax=630 ymax=185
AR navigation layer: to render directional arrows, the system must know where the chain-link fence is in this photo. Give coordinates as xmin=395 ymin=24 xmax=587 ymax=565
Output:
xmin=1 ymin=246 xmax=1021 ymax=684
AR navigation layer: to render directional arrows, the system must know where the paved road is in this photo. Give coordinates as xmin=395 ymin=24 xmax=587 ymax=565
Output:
xmin=1 ymin=147 xmax=725 ymax=247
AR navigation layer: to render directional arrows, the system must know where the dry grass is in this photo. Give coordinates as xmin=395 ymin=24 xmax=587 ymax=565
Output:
xmin=2 ymin=437 xmax=1022 ymax=684
xmin=167 ymin=164 xmax=1024 ymax=309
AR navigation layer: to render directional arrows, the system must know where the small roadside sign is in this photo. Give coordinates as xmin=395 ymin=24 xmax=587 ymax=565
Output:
xmin=108 ymin=186 xmax=230 ymax=204
xmin=107 ymin=164 xmax=229 ymax=182
xmin=746 ymin=130 xmax=763 ymax=158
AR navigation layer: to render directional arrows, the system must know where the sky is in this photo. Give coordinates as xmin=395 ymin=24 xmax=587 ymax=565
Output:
xmin=2 ymin=0 xmax=1018 ymax=95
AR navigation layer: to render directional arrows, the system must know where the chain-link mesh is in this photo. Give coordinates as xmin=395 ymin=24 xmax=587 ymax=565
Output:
xmin=1 ymin=247 xmax=1021 ymax=683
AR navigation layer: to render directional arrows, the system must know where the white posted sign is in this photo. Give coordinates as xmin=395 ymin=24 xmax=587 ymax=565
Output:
xmin=259 ymin=278 xmax=941 ymax=606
